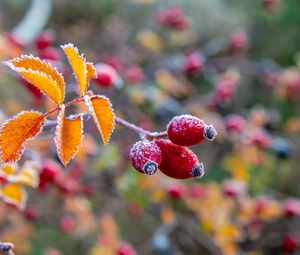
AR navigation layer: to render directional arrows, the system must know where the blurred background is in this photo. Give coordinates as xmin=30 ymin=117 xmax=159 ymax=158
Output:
xmin=1 ymin=0 xmax=300 ymax=254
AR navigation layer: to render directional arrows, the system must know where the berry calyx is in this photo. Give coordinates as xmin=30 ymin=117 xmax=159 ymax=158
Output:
xmin=155 ymin=139 xmax=205 ymax=179
xmin=130 ymin=140 xmax=162 ymax=175
xmin=167 ymin=114 xmax=217 ymax=146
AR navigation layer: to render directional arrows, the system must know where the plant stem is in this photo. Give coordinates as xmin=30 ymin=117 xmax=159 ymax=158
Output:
xmin=43 ymin=96 xmax=168 ymax=140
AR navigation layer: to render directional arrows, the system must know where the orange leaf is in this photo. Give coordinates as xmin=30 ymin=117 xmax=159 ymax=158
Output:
xmin=54 ymin=105 xmax=83 ymax=166
xmin=86 ymin=62 xmax=97 ymax=85
xmin=61 ymin=43 xmax=87 ymax=96
xmin=84 ymin=95 xmax=115 ymax=145
xmin=5 ymin=55 xmax=65 ymax=100
xmin=0 ymin=184 xmax=27 ymax=210
xmin=0 ymin=111 xmax=45 ymax=163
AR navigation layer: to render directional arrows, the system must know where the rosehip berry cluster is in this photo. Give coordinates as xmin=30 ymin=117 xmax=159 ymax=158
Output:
xmin=130 ymin=115 xmax=217 ymax=179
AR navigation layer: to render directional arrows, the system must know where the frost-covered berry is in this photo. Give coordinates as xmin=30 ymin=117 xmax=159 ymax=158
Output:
xmin=130 ymin=140 xmax=162 ymax=175
xmin=167 ymin=114 xmax=217 ymax=146
xmin=155 ymin=139 xmax=205 ymax=179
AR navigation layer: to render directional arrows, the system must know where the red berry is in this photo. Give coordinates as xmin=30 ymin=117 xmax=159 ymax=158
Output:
xmin=125 ymin=65 xmax=145 ymax=84
xmin=282 ymin=234 xmax=298 ymax=252
xmin=283 ymin=199 xmax=300 ymax=217
xmin=39 ymin=160 xmax=61 ymax=190
xmin=167 ymin=114 xmax=217 ymax=146
xmin=229 ymin=29 xmax=248 ymax=54
xmin=156 ymin=5 xmax=189 ymax=31
xmin=225 ymin=114 xmax=246 ymax=133
xmin=130 ymin=140 xmax=162 ymax=175
xmin=83 ymin=182 xmax=97 ymax=197
xmin=261 ymin=0 xmax=281 ymax=13
xmin=24 ymin=205 xmax=38 ymax=221
xmin=249 ymin=130 xmax=272 ymax=149
xmin=189 ymin=184 xmax=207 ymax=198
xmin=35 ymin=30 xmax=55 ymax=50
xmin=39 ymin=47 xmax=61 ymax=61
xmin=59 ymin=215 xmax=76 ymax=233
xmin=222 ymin=179 xmax=246 ymax=197
xmin=167 ymin=184 xmax=187 ymax=200
xmin=183 ymin=52 xmax=203 ymax=76
xmin=94 ymin=63 xmax=118 ymax=88
xmin=155 ymin=139 xmax=204 ymax=179
xmin=117 ymin=242 xmax=137 ymax=255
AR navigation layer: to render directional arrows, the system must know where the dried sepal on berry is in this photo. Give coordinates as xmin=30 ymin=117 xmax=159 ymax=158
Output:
xmin=54 ymin=105 xmax=84 ymax=166
xmin=4 ymin=55 xmax=65 ymax=104
xmin=84 ymin=95 xmax=115 ymax=145
xmin=167 ymin=114 xmax=217 ymax=146
xmin=130 ymin=140 xmax=162 ymax=175
xmin=155 ymin=139 xmax=205 ymax=179
xmin=0 ymin=111 xmax=45 ymax=164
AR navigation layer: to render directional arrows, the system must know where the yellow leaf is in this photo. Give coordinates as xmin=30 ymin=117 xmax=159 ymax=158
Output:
xmin=86 ymin=62 xmax=97 ymax=85
xmin=0 ymin=111 xmax=45 ymax=163
xmin=0 ymin=184 xmax=27 ymax=210
xmin=137 ymin=30 xmax=162 ymax=52
xmin=84 ymin=95 xmax=115 ymax=145
xmin=5 ymin=55 xmax=65 ymax=102
xmin=12 ymin=68 xmax=62 ymax=105
xmin=9 ymin=163 xmax=39 ymax=188
xmin=0 ymin=164 xmax=16 ymax=176
xmin=54 ymin=105 xmax=83 ymax=166
xmin=61 ymin=43 xmax=87 ymax=95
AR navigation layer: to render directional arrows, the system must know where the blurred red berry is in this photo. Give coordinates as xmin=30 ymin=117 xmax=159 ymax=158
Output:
xmin=167 ymin=184 xmax=187 ymax=200
xmin=286 ymin=77 xmax=300 ymax=101
xmin=183 ymin=52 xmax=203 ymax=76
xmin=261 ymin=0 xmax=281 ymax=13
xmin=155 ymin=139 xmax=204 ymax=179
xmin=156 ymin=5 xmax=189 ymax=30
xmin=127 ymin=202 xmax=142 ymax=218
xmin=283 ymin=199 xmax=300 ymax=217
xmin=229 ymin=29 xmax=248 ymax=54
xmin=189 ymin=184 xmax=207 ymax=198
xmin=103 ymin=56 xmax=123 ymax=72
xmin=125 ymin=65 xmax=145 ymax=84
xmin=249 ymin=130 xmax=272 ymax=149
xmin=59 ymin=215 xmax=76 ymax=233
xmin=130 ymin=140 xmax=162 ymax=175
xmin=117 ymin=242 xmax=137 ymax=255
xmin=94 ymin=63 xmax=118 ymax=88
xmin=282 ymin=234 xmax=298 ymax=252
xmin=39 ymin=47 xmax=61 ymax=61
xmin=167 ymin=114 xmax=217 ymax=146
xmin=255 ymin=197 xmax=270 ymax=214
xmin=225 ymin=114 xmax=246 ymax=133
xmin=35 ymin=30 xmax=55 ymax=50
xmin=222 ymin=180 xmax=246 ymax=197
xmin=56 ymin=176 xmax=80 ymax=195
xmin=213 ymin=78 xmax=236 ymax=104
xmin=39 ymin=160 xmax=61 ymax=190
xmin=24 ymin=205 xmax=38 ymax=221
xmin=83 ymin=182 xmax=97 ymax=197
